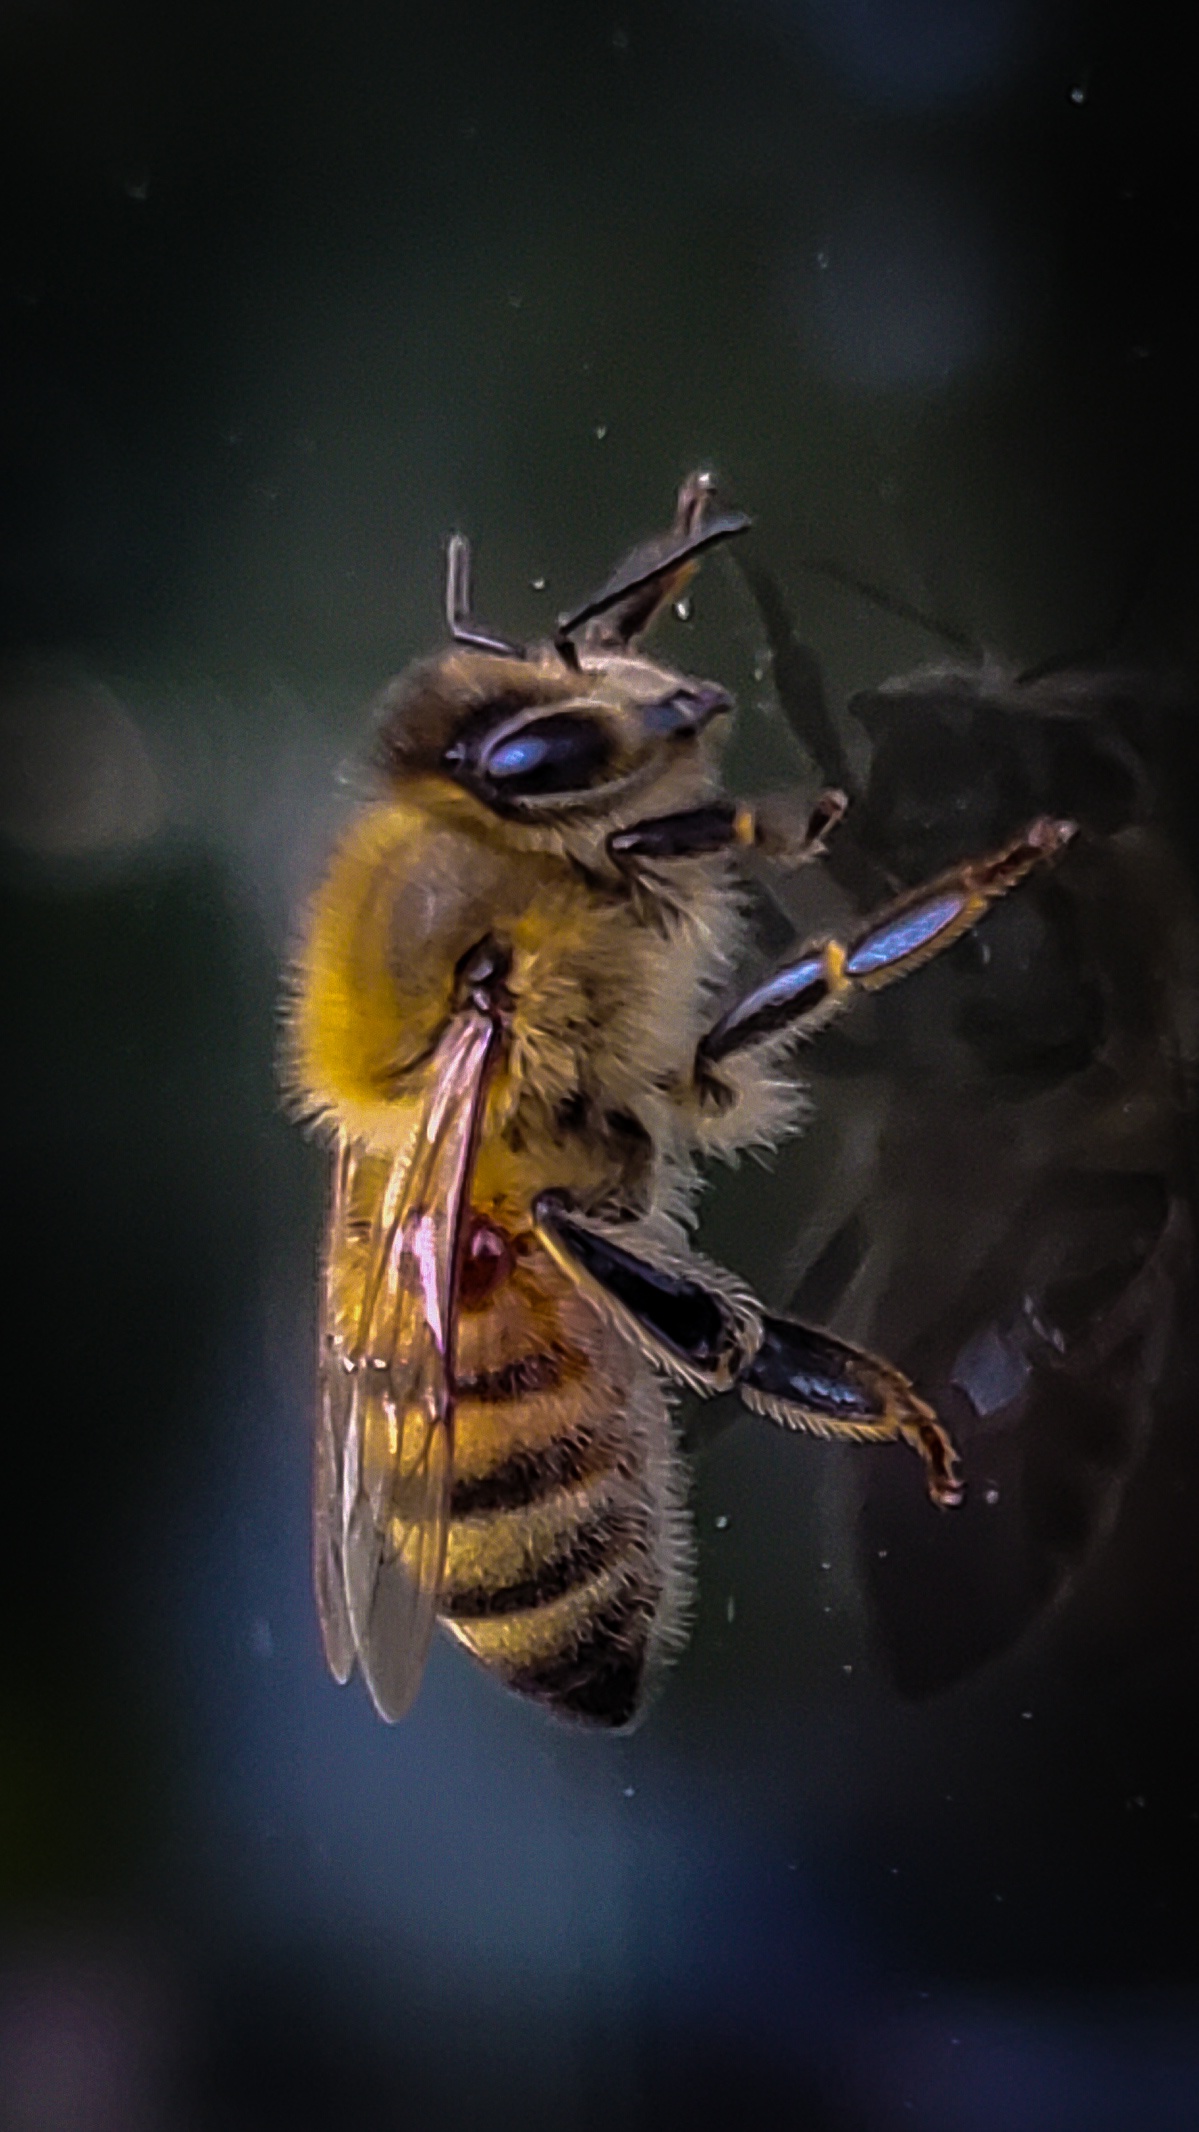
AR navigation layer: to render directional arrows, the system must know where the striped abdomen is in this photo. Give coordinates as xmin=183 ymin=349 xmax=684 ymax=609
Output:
xmin=443 ymin=1211 xmax=692 ymax=1728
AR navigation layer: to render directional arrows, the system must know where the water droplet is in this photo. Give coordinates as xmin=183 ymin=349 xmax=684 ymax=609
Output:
xmin=714 ymin=1513 xmax=730 ymax=1530
xmin=673 ymin=596 xmax=692 ymax=621
xmin=725 ymin=1595 xmax=736 ymax=1623
xmin=1070 ymin=83 xmax=1087 ymax=104
xmin=985 ymin=1484 xmax=1001 ymax=1505
xmin=820 ymin=1560 xmax=831 ymax=1572
xmin=622 ymin=1783 xmax=635 ymax=1798
xmin=815 ymin=248 xmax=830 ymax=271
xmin=1021 ymin=1709 xmax=1034 ymax=1721
xmin=877 ymin=1546 xmax=888 ymax=1559
xmin=531 ymin=575 xmax=546 ymax=591
xmin=594 ymin=422 xmax=608 ymax=440
xmin=842 ymin=1662 xmax=854 ymax=1676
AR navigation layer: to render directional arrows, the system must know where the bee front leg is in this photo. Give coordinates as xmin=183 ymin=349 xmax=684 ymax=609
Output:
xmin=532 ymin=1192 xmax=960 ymax=1507
xmin=607 ymin=789 xmax=846 ymax=869
xmin=696 ymin=815 xmax=1077 ymax=1071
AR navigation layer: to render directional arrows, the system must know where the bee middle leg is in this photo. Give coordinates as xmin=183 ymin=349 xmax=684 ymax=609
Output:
xmin=532 ymin=1191 xmax=961 ymax=1506
xmin=696 ymin=814 xmax=1076 ymax=1069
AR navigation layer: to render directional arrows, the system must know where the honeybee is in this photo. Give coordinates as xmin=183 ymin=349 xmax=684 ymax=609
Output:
xmin=288 ymin=475 xmax=1075 ymax=1728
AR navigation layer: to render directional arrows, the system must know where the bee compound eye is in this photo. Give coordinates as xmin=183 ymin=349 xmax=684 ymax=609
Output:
xmin=479 ymin=711 xmax=613 ymax=798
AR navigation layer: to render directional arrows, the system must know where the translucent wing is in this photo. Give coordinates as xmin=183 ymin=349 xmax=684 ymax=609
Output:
xmin=314 ymin=1135 xmax=357 ymax=1683
xmin=316 ymin=1011 xmax=496 ymax=1720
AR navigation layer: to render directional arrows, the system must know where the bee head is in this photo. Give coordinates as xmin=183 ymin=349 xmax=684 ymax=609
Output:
xmin=373 ymin=474 xmax=749 ymax=840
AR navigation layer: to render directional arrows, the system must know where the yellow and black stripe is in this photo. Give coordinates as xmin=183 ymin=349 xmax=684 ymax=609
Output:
xmin=441 ymin=1223 xmax=673 ymax=1727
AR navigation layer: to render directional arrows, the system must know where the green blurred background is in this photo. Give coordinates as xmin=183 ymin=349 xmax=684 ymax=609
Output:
xmin=3 ymin=3 xmax=1198 ymax=2127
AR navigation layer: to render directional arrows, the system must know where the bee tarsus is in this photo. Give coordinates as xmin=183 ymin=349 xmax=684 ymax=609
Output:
xmin=739 ymin=1317 xmax=964 ymax=1510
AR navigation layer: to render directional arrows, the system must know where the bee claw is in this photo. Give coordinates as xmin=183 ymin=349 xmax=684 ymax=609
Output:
xmin=901 ymin=1407 xmax=965 ymax=1510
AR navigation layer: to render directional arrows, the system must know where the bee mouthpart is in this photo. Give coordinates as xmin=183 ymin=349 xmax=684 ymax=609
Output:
xmin=454 ymin=934 xmax=513 ymax=1017
xmin=642 ymin=682 xmax=732 ymax=738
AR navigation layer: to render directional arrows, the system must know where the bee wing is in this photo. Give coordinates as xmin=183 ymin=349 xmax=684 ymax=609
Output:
xmin=314 ymin=1137 xmax=358 ymax=1683
xmin=317 ymin=1012 xmax=496 ymax=1721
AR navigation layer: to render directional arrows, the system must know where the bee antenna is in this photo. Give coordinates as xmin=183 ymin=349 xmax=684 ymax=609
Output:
xmin=555 ymin=472 xmax=751 ymax=655
xmin=793 ymin=558 xmax=981 ymax=662
xmin=444 ymin=534 xmax=526 ymax=659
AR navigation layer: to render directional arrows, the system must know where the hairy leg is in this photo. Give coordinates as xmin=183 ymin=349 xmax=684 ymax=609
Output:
xmin=607 ymin=788 xmax=846 ymax=869
xmin=532 ymin=1192 xmax=961 ymax=1506
xmin=697 ymin=815 xmax=1075 ymax=1069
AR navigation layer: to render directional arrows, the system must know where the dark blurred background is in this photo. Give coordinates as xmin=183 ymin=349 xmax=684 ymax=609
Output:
xmin=3 ymin=4 xmax=1199 ymax=2128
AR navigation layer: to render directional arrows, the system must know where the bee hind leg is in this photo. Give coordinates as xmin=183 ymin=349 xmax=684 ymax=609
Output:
xmin=697 ymin=814 xmax=1077 ymax=1070
xmin=740 ymin=1315 xmax=963 ymax=1508
xmin=532 ymin=1190 xmax=756 ymax=1396
xmin=532 ymin=1192 xmax=959 ymax=1507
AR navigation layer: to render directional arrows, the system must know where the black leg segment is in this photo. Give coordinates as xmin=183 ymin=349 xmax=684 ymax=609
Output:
xmin=739 ymin=1315 xmax=963 ymax=1507
xmin=608 ymin=801 xmax=746 ymax=864
xmin=532 ymin=1194 xmax=963 ymax=1507
xmin=533 ymin=1192 xmax=750 ymax=1391
xmin=609 ymin=789 xmax=846 ymax=871
xmin=697 ymin=814 xmax=1076 ymax=1071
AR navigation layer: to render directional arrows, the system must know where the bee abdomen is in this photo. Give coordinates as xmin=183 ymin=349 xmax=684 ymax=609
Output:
xmin=440 ymin=1502 xmax=648 ymax=1621
xmin=444 ymin=1229 xmax=691 ymax=1728
xmin=504 ymin=1581 xmax=655 ymax=1727
xmin=449 ymin=1408 xmax=624 ymax=1516
xmin=455 ymin=1350 xmax=564 ymax=1401
xmin=447 ymin=1560 xmax=658 ymax=1730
